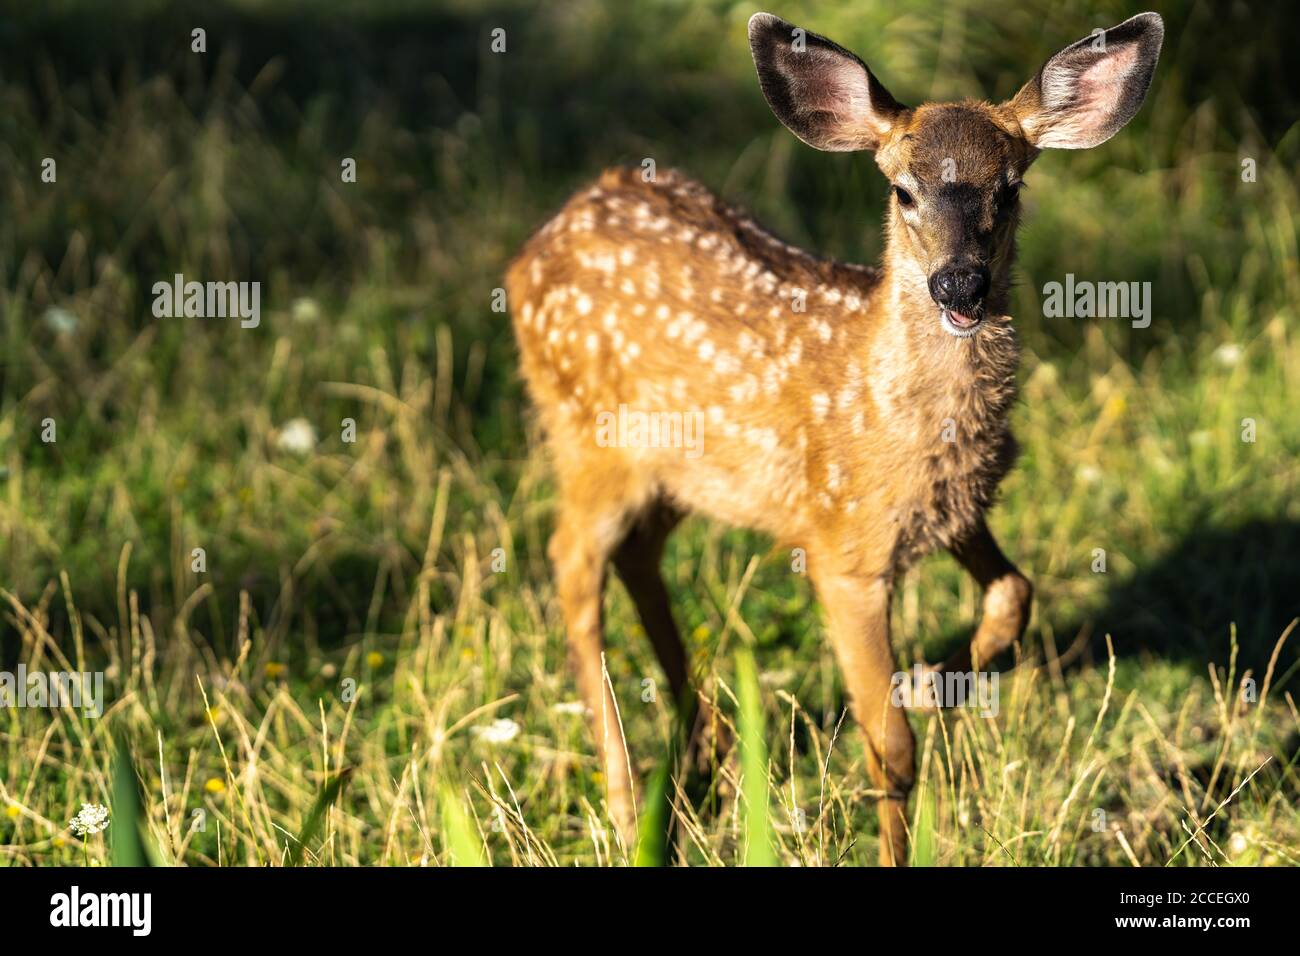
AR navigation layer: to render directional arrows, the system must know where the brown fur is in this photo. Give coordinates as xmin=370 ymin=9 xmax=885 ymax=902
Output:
xmin=509 ymin=159 xmax=1020 ymax=569
xmin=507 ymin=158 xmax=1028 ymax=865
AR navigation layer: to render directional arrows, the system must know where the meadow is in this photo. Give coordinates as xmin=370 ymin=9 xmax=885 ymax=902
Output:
xmin=1 ymin=0 xmax=1298 ymax=866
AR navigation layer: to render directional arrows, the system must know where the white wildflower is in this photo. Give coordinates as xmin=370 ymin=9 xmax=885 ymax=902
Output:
xmin=276 ymin=418 xmax=317 ymax=455
xmin=472 ymin=717 xmax=521 ymax=744
xmin=43 ymin=306 xmax=80 ymax=335
xmin=551 ymin=701 xmax=588 ymax=716
xmin=69 ymin=803 xmax=110 ymax=836
xmin=291 ymin=297 xmax=321 ymax=324
xmin=1212 ymin=343 xmax=1241 ymax=367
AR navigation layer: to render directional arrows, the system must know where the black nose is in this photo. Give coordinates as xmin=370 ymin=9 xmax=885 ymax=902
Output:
xmin=928 ymin=264 xmax=990 ymax=309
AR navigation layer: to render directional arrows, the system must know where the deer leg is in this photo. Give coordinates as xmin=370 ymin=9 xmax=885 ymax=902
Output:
xmin=611 ymin=502 xmax=731 ymax=777
xmin=814 ymin=570 xmax=914 ymax=866
xmin=549 ymin=499 xmax=637 ymax=848
xmin=944 ymin=521 xmax=1033 ymax=673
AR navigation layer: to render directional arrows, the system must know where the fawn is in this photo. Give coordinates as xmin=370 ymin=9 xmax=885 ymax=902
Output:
xmin=507 ymin=11 xmax=1163 ymax=865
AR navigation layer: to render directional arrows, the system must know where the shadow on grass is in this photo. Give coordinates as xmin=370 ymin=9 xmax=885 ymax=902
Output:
xmin=1050 ymin=518 xmax=1300 ymax=678
xmin=0 ymin=549 xmax=450 ymax=669
xmin=925 ymin=515 xmax=1300 ymax=681
xmin=924 ymin=518 xmax=1300 ymax=681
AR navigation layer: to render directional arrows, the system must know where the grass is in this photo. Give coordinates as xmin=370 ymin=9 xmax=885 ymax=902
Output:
xmin=1 ymin=0 xmax=1299 ymax=866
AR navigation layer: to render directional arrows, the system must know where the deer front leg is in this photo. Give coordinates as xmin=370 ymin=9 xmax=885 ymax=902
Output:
xmin=944 ymin=521 xmax=1033 ymax=673
xmin=813 ymin=570 xmax=915 ymax=866
xmin=549 ymin=510 xmax=637 ymax=849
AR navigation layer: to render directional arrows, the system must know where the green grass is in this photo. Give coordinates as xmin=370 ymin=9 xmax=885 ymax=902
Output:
xmin=1 ymin=0 xmax=1299 ymax=866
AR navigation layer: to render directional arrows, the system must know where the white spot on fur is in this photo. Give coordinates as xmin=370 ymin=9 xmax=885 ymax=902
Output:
xmin=811 ymin=392 xmax=830 ymax=421
xmin=713 ymin=351 xmax=739 ymax=376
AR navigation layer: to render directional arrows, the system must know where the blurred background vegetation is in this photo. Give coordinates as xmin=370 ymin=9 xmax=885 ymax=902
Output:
xmin=0 ymin=0 xmax=1298 ymax=865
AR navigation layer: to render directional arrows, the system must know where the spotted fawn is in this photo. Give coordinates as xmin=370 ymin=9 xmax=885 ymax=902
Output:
xmin=508 ymin=11 xmax=1163 ymax=864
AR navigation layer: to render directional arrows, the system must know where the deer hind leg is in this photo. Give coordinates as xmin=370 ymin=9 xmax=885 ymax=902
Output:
xmin=944 ymin=521 xmax=1033 ymax=673
xmin=611 ymin=500 xmax=731 ymax=778
xmin=548 ymin=472 xmax=645 ymax=849
xmin=814 ymin=569 xmax=915 ymax=866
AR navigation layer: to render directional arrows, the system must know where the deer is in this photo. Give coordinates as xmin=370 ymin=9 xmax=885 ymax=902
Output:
xmin=507 ymin=11 xmax=1163 ymax=865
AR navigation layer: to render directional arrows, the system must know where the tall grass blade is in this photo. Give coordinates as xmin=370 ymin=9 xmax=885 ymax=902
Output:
xmin=736 ymin=648 xmax=776 ymax=866
xmin=910 ymin=786 xmax=937 ymax=867
xmin=440 ymin=785 xmax=488 ymax=866
xmin=634 ymin=759 xmax=673 ymax=867
xmin=109 ymin=735 xmax=155 ymax=867
xmin=288 ymin=767 xmax=352 ymax=866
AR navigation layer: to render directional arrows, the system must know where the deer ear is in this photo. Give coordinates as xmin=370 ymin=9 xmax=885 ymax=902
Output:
xmin=748 ymin=12 xmax=906 ymax=152
xmin=1008 ymin=12 xmax=1163 ymax=150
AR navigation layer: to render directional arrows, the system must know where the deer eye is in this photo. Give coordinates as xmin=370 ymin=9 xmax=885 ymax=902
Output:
xmin=894 ymin=185 xmax=915 ymax=207
xmin=997 ymin=181 xmax=1023 ymax=213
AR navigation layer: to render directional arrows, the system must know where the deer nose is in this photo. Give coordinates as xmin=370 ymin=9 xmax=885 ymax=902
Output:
xmin=928 ymin=264 xmax=990 ymax=309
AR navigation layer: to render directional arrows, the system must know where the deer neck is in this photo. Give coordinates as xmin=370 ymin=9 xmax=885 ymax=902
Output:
xmin=863 ymin=227 xmax=1021 ymax=438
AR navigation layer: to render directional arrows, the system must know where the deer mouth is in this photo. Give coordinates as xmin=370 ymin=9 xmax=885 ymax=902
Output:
xmin=939 ymin=308 xmax=983 ymax=338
